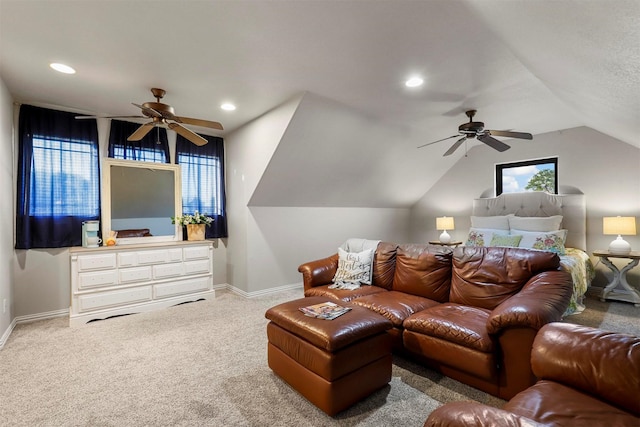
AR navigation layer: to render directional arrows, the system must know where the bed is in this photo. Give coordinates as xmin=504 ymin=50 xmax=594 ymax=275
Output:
xmin=471 ymin=191 xmax=595 ymax=316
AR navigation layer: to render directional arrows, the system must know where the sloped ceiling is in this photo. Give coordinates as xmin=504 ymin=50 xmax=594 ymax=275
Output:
xmin=1 ymin=0 xmax=638 ymax=209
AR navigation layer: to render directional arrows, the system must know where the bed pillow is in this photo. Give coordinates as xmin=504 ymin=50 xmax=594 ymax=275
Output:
xmin=470 ymin=214 xmax=513 ymax=230
xmin=332 ymin=247 xmax=374 ymax=285
xmin=508 ymin=215 xmax=563 ymax=232
xmin=513 ymin=229 xmax=567 ymax=255
xmin=490 ymin=234 xmax=523 ymax=248
xmin=465 ymin=228 xmax=509 ymax=247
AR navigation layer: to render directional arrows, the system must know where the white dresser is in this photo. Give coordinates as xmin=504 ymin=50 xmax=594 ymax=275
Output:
xmin=70 ymin=241 xmax=214 ymax=326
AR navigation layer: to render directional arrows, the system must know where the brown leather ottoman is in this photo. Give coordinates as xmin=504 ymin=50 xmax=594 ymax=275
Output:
xmin=265 ymin=296 xmax=393 ymax=416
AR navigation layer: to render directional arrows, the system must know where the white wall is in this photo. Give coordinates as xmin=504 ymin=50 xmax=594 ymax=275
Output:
xmin=0 ymin=77 xmax=14 ymax=342
xmin=226 ymin=93 xmax=414 ymax=295
xmin=225 ymin=95 xmax=303 ymax=293
xmin=246 ymin=207 xmax=410 ymax=293
xmin=410 ymin=126 xmax=640 ymax=288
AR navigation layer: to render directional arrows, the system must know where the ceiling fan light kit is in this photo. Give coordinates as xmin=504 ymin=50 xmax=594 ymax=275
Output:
xmin=418 ymin=109 xmax=533 ymax=156
xmin=76 ymin=88 xmax=223 ymax=146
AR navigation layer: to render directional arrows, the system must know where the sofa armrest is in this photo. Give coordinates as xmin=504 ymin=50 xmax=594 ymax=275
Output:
xmin=487 ymin=270 xmax=573 ymax=334
xmin=532 ymin=323 xmax=640 ymax=417
xmin=298 ymin=254 xmax=339 ymax=291
xmin=424 ymin=402 xmax=544 ymax=427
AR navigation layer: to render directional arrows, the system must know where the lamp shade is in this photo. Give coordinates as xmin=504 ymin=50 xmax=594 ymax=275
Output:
xmin=603 ymin=217 xmax=637 ymax=236
xmin=436 ymin=216 xmax=455 ymax=231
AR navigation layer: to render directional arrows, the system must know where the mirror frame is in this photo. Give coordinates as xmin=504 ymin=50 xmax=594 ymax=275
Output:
xmin=102 ymin=158 xmax=183 ymax=245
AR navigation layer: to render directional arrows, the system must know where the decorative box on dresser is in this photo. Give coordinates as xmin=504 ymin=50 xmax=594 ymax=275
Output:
xmin=70 ymin=240 xmax=215 ymax=326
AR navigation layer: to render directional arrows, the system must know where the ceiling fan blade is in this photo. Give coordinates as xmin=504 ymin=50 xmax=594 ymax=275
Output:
xmin=417 ymin=135 xmax=461 ymax=149
xmin=76 ymin=115 xmax=145 ymax=120
xmin=487 ymin=130 xmax=533 ymax=140
xmin=443 ymin=136 xmax=466 ymax=156
xmin=127 ymin=122 xmax=155 ymax=141
xmin=168 ymin=122 xmax=208 ymax=146
xmin=478 ymin=134 xmax=510 ymax=152
xmin=176 ymin=116 xmax=224 ymax=130
xmin=132 ymin=102 xmax=162 ymax=118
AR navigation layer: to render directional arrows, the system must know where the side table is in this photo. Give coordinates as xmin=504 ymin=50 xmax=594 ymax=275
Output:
xmin=429 ymin=241 xmax=463 ymax=248
xmin=592 ymin=250 xmax=640 ymax=307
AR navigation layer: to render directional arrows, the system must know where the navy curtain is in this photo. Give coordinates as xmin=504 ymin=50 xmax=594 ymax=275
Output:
xmin=16 ymin=105 xmax=100 ymax=249
xmin=176 ymin=134 xmax=228 ymax=238
xmin=108 ymin=120 xmax=170 ymax=163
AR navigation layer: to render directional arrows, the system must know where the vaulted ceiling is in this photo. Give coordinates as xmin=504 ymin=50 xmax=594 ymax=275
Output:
xmin=1 ymin=0 xmax=638 ymax=207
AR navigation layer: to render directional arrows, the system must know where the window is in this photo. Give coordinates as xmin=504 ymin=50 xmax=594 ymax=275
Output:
xmin=108 ymin=120 xmax=170 ymax=163
xmin=176 ymin=134 xmax=227 ymax=238
xmin=495 ymin=157 xmax=558 ymax=196
xmin=16 ymin=105 xmax=100 ymax=248
xmin=30 ymin=136 xmax=99 ymax=216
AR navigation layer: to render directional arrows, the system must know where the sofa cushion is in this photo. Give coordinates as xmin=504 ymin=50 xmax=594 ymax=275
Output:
xmin=450 ymin=246 xmax=560 ymax=310
xmin=391 ymin=244 xmax=452 ymax=302
xmin=403 ymin=303 xmax=493 ymax=352
xmin=504 ymin=380 xmax=639 ymax=427
xmin=371 ymin=242 xmax=398 ymax=290
xmin=350 ymin=291 xmax=439 ymax=327
xmin=304 ymin=284 xmax=387 ymax=302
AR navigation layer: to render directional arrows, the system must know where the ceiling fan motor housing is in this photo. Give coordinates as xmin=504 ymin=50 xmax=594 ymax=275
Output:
xmin=459 ymin=121 xmax=485 ymax=137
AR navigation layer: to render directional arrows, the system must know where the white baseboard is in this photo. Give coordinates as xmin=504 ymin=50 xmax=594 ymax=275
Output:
xmin=225 ymin=282 xmax=303 ymax=298
xmin=16 ymin=308 xmax=69 ymax=324
xmin=0 ymin=318 xmax=17 ymax=350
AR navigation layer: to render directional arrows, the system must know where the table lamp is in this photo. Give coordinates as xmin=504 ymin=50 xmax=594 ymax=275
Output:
xmin=603 ymin=216 xmax=636 ymax=254
xmin=436 ymin=216 xmax=455 ymax=244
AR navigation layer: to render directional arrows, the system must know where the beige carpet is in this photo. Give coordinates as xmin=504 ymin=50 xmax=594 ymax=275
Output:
xmin=0 ymin=289 xmax=637 ymax=427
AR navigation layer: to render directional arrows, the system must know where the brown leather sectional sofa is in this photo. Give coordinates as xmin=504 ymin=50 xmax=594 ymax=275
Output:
xmin=298 ymin=243 xmax=573 ymax=400
xmin=424 ymin=322 xmax=640 ymax=426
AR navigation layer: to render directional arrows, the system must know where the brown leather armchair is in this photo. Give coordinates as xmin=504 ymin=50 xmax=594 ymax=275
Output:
xmin=424 ymin=322 xmax=640 ymax=426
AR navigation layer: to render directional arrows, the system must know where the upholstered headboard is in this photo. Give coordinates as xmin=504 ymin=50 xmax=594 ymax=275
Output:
xmin=472 ymin=191 xmax=586 ymax=250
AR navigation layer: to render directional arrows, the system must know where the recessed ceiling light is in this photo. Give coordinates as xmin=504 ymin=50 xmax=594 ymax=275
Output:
xmin=49 ymin=63 xmax=76 ymax=74
xmin=221 ymin=103 xmax=236 ymax=111
xmin=405 ymin=76 xmax=424 ymax=88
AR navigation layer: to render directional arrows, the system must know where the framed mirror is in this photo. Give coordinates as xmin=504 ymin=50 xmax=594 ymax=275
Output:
xmin=102 ymin=158 xmax=182 ymax=245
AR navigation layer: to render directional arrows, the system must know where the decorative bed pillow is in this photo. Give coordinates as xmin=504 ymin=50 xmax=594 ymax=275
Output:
xmin=465 ymin=228 xmax=509 ymax=247
xmin=508 ymin=215 xmax=563 ymax=232
xmin=470 ymin=214 xmax=513 ymax=230
xmin=490 ymin=234 xmax=523 ymax=248
xmin=513 ymin=229 xmax=567 ymax=255
xmin=332 ymin=247 xmax=374 ymax=285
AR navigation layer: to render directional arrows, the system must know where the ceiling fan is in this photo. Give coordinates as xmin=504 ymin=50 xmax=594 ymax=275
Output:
xmin=76 ymin=88 xmax=223 ymax=146
xmin=418 ymin=110 xmax=533 ymax=156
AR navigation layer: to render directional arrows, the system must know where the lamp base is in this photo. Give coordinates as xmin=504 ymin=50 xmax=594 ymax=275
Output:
xmin=608 ymin=235 xmax=631 ymax=255
xmin=439 ymin=230 xmax=451 ymax=244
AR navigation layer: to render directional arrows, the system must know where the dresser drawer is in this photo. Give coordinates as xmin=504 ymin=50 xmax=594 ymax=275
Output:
xmin=78 ymin=286 xmax=152 ymax=312
xmin=154 ymin=277 xmax=211 ymax=299
xmin=184 ymin=259 xmax=211 ymax=275
xmin=78 ymin=270 xmax=118 ymax=290
xmin=137 ymin=250 xmax=170 ymax=265
xmin=153 ymin=262 xmax=184 ymax=279
xmin=77 ymin=253 xmax=117 ymax=271
xmin=119 ymin=266 xmax=152 ymax=284
xmin=183 ymin=245 xmax=210 ymax=260
xmin=117 ymin=252 xmax=138 ymax=267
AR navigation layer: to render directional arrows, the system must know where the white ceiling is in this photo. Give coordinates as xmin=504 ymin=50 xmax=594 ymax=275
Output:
xmin=1 ymin=0 xmax=638 ymax=150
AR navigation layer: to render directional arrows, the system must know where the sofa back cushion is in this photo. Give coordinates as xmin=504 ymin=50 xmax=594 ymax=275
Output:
xmin=532 ymin=323 xmax=640 ymax=417
xmin=371 ymin=242 xmax=398 ymax=290
xmin=450 ymin=246 xmax=560 ymax=310
xmin=391 ymin=244 xmax=452 ymax=302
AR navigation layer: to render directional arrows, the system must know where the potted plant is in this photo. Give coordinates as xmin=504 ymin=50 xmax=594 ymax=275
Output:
xmin=171 ymin=211 xmax=214 ymax=241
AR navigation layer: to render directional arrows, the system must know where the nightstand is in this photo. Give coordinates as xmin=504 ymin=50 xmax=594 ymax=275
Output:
xmin=429 ymin=241 xmax=463 ymax=248
xmin=592 ymin=250 xmax=640 ymax=307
